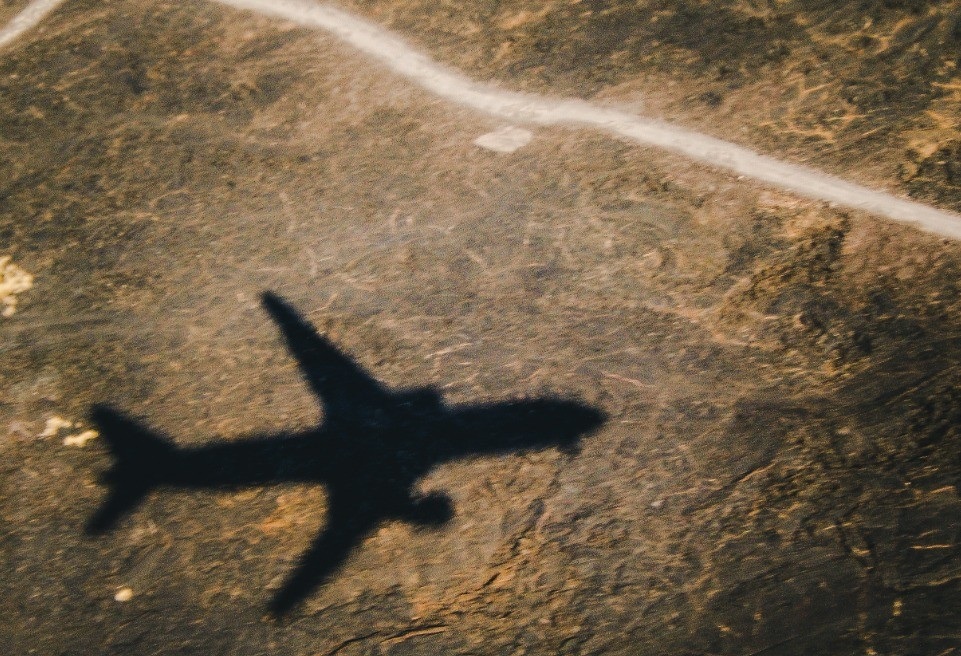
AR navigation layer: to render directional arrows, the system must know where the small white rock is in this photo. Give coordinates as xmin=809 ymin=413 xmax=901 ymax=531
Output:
xmin=650 ymin=499 xmax=665 ymax=509
xmin=63 ymin=429 xmax=98 ymax=447
xmin=473 ymin=126 xmax=533 ymax=153
xmin=39 ymin=416 xmax=73 ymax=438
xmin=114 ymin=587 xmax=134 ymax=602
xmin=0 ymin=255 xmax=34 ymax=318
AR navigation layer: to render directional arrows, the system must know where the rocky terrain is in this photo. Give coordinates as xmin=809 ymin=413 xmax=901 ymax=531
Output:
xmin=1 ymin=1 xmax=959 ymax=654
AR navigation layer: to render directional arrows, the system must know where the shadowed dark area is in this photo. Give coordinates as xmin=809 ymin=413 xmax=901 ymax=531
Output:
xmin=86 ymin=292 xmax=606 ymax=615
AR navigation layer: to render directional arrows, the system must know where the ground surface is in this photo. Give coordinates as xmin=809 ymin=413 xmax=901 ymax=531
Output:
xmin=0 ymin=1 xmax=30 ymax=25
xmin=1 ymin=1 xmax=960 ymax=654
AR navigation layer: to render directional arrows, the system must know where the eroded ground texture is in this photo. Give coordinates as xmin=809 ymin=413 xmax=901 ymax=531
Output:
xmin=1 ymin=1 xmax=960 ymax=654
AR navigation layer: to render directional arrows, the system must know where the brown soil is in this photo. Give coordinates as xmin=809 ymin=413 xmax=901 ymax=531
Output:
xmin=338 ymin=0 xmax=961 ymax=210
xmin=1 ymin=1 xmax=959 ymax=654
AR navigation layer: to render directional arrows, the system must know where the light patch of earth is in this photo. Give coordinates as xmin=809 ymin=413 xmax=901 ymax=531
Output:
xmin=0 ymin=255 xmax=33 ymax=316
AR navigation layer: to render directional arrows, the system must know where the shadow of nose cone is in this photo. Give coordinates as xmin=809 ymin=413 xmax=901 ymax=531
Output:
xmin=559 ymin=402 xmax=606 ymax=438
xmin=534 ymin=399 xmax=606 ymax=455
xmin=577 ymin=404 xmax=607 ymax=432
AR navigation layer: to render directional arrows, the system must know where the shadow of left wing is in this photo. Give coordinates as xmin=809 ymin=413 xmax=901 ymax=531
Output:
xmin=268 ymin=490 xmax=378 ymax=617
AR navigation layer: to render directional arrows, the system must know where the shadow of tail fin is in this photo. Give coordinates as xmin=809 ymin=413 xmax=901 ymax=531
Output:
xmin=85 ymin=405 xmax=176 ymax=534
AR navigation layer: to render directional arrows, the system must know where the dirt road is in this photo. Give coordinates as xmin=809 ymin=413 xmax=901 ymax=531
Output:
xmin=8 ymin=0 xmax=961 ymax=236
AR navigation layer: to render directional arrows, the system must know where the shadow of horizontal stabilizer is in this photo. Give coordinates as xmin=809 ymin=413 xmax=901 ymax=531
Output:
xmin=85 ymin=405 xmax=175 ymax=534
xmin=88 ymin=291 xmax=606 ymax=614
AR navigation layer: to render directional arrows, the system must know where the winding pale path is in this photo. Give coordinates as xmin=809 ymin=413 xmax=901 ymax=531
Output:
xmin=5 ymin=0 xmax=961 ymax=238
xmin=0 ymin=0 xmax=63 ymax=48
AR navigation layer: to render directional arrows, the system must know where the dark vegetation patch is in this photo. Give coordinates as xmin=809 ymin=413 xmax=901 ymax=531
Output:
xmin=700 ymin=211 xmax=961 ymax=653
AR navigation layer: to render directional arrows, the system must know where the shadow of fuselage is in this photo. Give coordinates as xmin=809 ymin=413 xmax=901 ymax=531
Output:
xmin=87 ymin=292 xmax=605 ymax=615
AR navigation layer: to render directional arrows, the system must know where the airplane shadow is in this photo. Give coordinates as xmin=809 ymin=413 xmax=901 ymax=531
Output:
xmin=86 ymin=291 xmax=606 ymax=616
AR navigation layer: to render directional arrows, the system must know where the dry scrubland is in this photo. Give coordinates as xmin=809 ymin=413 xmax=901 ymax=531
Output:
xmin=1 ymin=1 xmax=960 ymax=654
xmin=340 ymin=0 xmax=961 ymax=207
